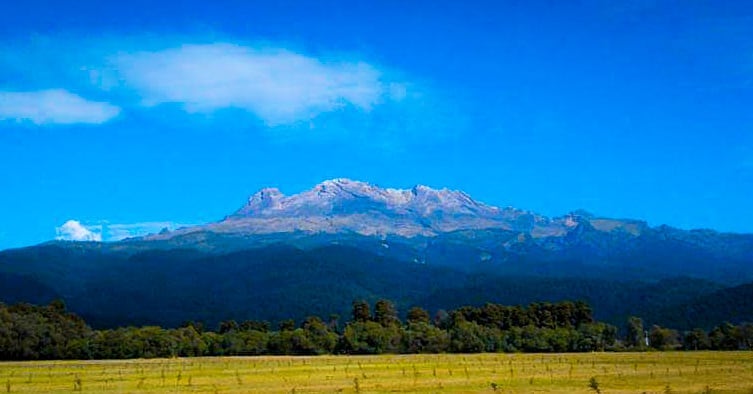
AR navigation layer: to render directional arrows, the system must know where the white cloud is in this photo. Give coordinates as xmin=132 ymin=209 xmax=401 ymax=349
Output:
xmin=55 ymin=220 xmax=102 ymax=242
xmin=55 ymin=220 xmax=192 ymax=242
xmin=0 ymin=89 xmax=120 ymax=125
xmin=114 ymin=43 xmax=391 ymax=125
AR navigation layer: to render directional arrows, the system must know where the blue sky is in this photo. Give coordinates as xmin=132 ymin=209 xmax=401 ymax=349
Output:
xmin=1 ymin=0 xmax=752 ymax=248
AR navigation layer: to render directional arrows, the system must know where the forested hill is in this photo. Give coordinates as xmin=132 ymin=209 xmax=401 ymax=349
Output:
xmin=0 ymin=242 xmax=735 ymax=330
xmin=648 ymin=282 xmax=753 ymax=330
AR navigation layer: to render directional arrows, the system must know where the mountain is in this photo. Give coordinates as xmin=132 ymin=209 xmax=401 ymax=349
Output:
xmin=148 ymin=178 xmax=571 ymax=239
xmin=0 ymin=178 xmax=751 ymax=329
xmin=140 ymin=178 xmax=753 ymax=284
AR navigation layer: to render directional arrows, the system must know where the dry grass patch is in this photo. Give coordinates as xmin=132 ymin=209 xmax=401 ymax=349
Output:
xmin=1 ymin=352 xmax=752 ymax=393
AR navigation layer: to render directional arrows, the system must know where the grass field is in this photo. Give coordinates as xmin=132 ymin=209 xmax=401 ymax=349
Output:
xmin=1 ymin=352 xmax=752 ymax=393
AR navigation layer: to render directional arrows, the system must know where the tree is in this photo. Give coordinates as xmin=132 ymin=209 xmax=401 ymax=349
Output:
xmin=374 ymin=299 xmax=399 ymax=327
xmin=625 ymin=316 xmax=645 ymax=349
xmin=449 ymin=321 xmax=491 ymax=353
xmin=351 ymin=300 xmax=371 ymax=323
xmin=682 ymin=328 xmax=710 ymax=350
xmin=236 ymin=330 xmax=269 ymax=355
xmin=278 ymin=319 xmax=296 ymax=332
xmin=434 ymin=309 xmax=450 ymax=330
xmin=576 ymin=323 xmax=617 ymax=351
xmin=553 ymin=301 xmax=575 ymax=328
xmin=49 ymin=299 xmax=67 ymax=313
xmin=736 ymin=323 xmax=753 ymax=350
xmin=239 ymin=320 xmax=270 ymax=332
xmin=402 ymin=321 xmax=450 ymax=353
xmin=528 ymin=302 xmax=555 ymax=329
xmin=648 ymin=325 xmax=680 ymax=350
xmin=302 ymin=316 xmax=337 ymax=354
xmin=341 ymin=321 xmax=401 ymax=354
xmin=174 ymin=326 xmax=206 ymax=356
xmin=218 ymin=320 xmax=238 ymax=334
xmin=406 ymin=307 xmax=431 ymax=325
xmin=328 ymin=314 xmax=341 ymax=334
xmin=709 ymin=322 xmax=738 ymax=350
xmin=573 ymin=301 xmax=594 ymax=326
xmin=0 ymin=302 xmax=91 ymax=360
xmin=509 ymin=305 xmax=530 ymax=328
xmin=200 ymin=331 xmax=223 ymax=356
xmin=180 ymin=320 xmax=205 ymax=334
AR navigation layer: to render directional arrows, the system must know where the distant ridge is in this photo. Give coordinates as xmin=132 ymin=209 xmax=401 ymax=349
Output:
xmin=135 ymin=179 xmax=753 ymax=286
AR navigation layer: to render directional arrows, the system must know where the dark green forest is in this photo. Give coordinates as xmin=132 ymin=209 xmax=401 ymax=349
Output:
xmin=2 ymin=243 xmax=750 ymax=332
xmin=1 ymin=299 xmax=751 ymax=361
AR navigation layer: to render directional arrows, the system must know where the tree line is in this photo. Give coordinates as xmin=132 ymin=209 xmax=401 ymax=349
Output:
xmin=0 ymin=299 xmax=751 ymax=360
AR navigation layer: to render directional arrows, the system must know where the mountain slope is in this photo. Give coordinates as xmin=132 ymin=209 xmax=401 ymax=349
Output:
xmin=648 ymin=281 xmax=753 ymax=330
xmin=0 ymin=240 xmax=730 ymax=329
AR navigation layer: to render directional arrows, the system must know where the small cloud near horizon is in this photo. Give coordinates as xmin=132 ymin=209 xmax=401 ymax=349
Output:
xmin=0 ymin=89 xmax=120 ymax=125
xmin=55 ymin=220 xmax=193 ymax=242
xmin=55 ymin=220 xmax=102 ymax=242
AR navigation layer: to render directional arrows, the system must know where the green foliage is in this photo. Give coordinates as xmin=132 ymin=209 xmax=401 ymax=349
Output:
xmin=278 ymin=319 xmax=296 ymax=332
xmin=0 ymin=300 xmax=90 ymax=360
xmin=648 ymin=325 xmax=680 ymax=350
xmin=402 ymin=322 xmax=450 ymax=353
xmin=449 ymin=321 xmax=490 ymax=353
xmin=406 ymin=307 xmax=431 ymax=325
xmin=351 ymin=300 xmax=371 ymax=323
xmin=626 ymin=316 xmax=645 ymax=349
xmin=577 ymin=323 xmax=617 ymax=351
xmin=239 ymin=320 xmax=270 ymax=332
xmin=373 ymin=299 xmax=400 ymax=327
xmin=301 ymin=316 xmax=337 ymax=354
xmin=341 ymin=321 xmax=402 ymax=354
xmin=708 ymin=322 xmax=739 ymax=350
xmin=683 ymin=328 xmax=710 ymax=350
xmin=0 ymin=299 xmax=749 ymax=360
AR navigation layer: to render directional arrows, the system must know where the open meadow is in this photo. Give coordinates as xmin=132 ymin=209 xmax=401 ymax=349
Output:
xmin=1 ymin=352 xmax=752 ymax=393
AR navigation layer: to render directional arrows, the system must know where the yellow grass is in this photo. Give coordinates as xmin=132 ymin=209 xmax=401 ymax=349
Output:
xmin=1 ymin=352 xmax=752 ymax=393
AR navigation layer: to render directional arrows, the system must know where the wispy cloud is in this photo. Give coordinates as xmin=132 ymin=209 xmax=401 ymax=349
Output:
xmin=0 ymin=36 xmax=461 ymax=145
xmin=0 ymin=89 xmax=120 ymax=125
xmin=112 ymin=43 xmax=399 ymax=126
xmin=55 ymin=220 xmax=102 ymax=241
xmin=104 ymin=221 xmax=192 ymax=241
xmin=55 ymin=220 xmax=192 ymax=242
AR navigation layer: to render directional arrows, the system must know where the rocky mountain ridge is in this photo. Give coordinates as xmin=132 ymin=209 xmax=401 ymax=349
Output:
xmin=147 ymin=178 xmax=646 ymax=240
